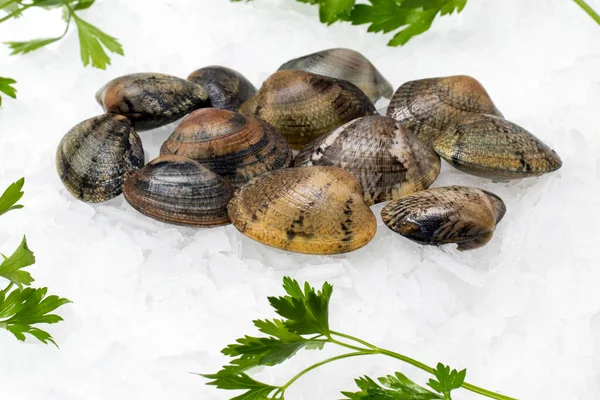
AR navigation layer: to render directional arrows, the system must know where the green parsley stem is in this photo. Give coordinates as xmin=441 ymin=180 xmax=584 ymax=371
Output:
xmin=330 ymin=330 xmax=378 ymax=350
xmin=573 ymin=0 xmax=600 ymax=25
xmin=0 ymin=3 xmax=36 ymax=23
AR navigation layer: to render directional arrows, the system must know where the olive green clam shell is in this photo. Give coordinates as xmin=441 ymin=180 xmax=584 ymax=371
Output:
xmin=187 ymin=66 xmax=256 ymax=111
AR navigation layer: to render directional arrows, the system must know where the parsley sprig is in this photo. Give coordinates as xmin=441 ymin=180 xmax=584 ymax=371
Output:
xmin=0 ymin=178 xmax=71 ymax=346
xmin=204 ymin=277 xmax=517 ymax=400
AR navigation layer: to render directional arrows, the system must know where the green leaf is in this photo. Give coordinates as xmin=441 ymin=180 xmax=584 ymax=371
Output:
xmin=320 ymin=0 xmax=355 ymax=24
xmin=203 ymin=369 xmax=279 ymax=399
xmin=5 ymin=36 xmax=62 ymax=55
xmin=0 ymin=236 xmax=35 ymax=288
xmin=427 ymin=363 xmax=466 ymax=398
xmin=73 ymin=0 xmax=95 ymax=10
xmin=0 ymin=177 xmax=24 ymax=216
xmin=342 ymin=373 xmax=443 ymax=399
xmin=0 ymin=76 xmax=17 ymax=106
xmin=73 ymin=16 xmax=123 ymax=69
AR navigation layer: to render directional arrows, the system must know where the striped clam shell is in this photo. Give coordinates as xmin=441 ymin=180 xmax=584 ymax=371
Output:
xmin=187 ymin=66 xmax=256 ymax=111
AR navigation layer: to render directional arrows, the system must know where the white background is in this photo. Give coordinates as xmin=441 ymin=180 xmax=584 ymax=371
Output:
xmin=1 ymin=0 xmax=600 ymax=398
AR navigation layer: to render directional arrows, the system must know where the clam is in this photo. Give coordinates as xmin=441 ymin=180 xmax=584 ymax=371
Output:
xmin=294 ymin=116 xmax=440 ymax=205
xmin=228 ymin=166 xmax=377 ymax=254
xmin=433 ymin=114 xmax=562 ymax=180
xmin=387 ymin=75 xmax=503 ymax=147
xmin=56 ymin=114 xmax=144 ymax=203
xmin=96 ymin=73 xmax=210 ymax=130
xmin=381 ymin=186 xmax=506 ymax=250
xmin=239 ymin=70 xmax=377 ymax=149
xmin=123 ymin=155 xmax=233 ymax=227
xmin=187 ymin=66 xmax=256 ymax=111
xmin=160 ymin=108 xmax=292 ymax=188
xmin=278 ymin=48 xmax=393 ymax=103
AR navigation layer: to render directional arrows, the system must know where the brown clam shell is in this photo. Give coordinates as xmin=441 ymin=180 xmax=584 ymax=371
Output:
xmin=96 ymin=73 xmax=210 ymax=130
xmin=381 ymin=186 xmax=506 ymax=251
xmin=228 ymin=166 xmax=377 ymax=254
xmin=387 ymin=75 xmax=503 ymax=147
xmin=278 ymin=48 xmax=393 ymax=103
xmin=187 ymin=66 xmax=256 ymax=111
xmin=239 ymin=70 xmax=377 ymax=149
xmin=294 ymin=116 xmax=440 ymax=205
xmin=433 ymin=114 xmax=562 ymax=180
xmin=56 ymin=114 xmax=144 ymax=203
xmin=123 ymin=155 xmax=233 ymax=227
xmin=160 ymin=108 xmax=292 ymax=188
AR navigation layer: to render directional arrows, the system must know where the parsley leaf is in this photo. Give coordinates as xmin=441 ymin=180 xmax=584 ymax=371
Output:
xmin=0 ymin=236 xmax=35 ymax=288
xmin=427 ymin=363 xmax=466 ymax=399
xmin=342 ymin=373 xmax=443 ymax=399
xmin=73 ymin=14 xmax=123 ymax=69
xmin=0 ymin=76 xmax=17 ymax=106
xmin=0 ymin=177 xmax=24 ymax=216
xmin=203 ymin=369 xmax=279 ymax=399
xmin=6 ymin=36 xmax=63 ymax=55
xmin=320 ymin=0 xmax=355 ymax=24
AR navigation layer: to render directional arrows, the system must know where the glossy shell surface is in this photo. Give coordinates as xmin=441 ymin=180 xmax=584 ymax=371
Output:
xmin=387 ymin=75 xmax=503 ymax=147
xmin=187 ymin=66 xmax=256 ymax=111
xmin=294 ymin=116 xmax=440 ymax=205
xmin=278 ymin=48 xmax=393 ymax=103
xmin=381 ymin=186 xmax=506 ymax=250
xmin=56 ymin=114 xmax=144 ymax=203
xmin=228 ymin=166 xmax=377 ymax=254
xmin=239 ymin=70 xmax=377 ymax=149
xmin=96 ymin=73 xmax=209 ymax=130
xmin=123 ymin=155 xmax=233 ymax=227
xmin=160 ymin=108 xmax=292 ymax=188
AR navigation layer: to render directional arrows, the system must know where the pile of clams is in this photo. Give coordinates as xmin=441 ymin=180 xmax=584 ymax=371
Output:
xmin=56 ymin=48 xmax=562 ymax=254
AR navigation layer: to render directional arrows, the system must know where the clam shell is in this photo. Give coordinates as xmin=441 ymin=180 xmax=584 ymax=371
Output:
xmin=239 ymin=70 xmax=377 ymax=149
xmin=56 ymin=114 xmax=144 ymax=203
xmin=123 ymin=155 xmax=233 ymax=227
xmin=187 ymin=66 xmax=256 ymax=111
xmin=160 ymin=108 xmax=292 ymax=188
xmin=96 ymin=73 xmax=209 ymax=130
xmin=294 ymin=116 xmax=440 ymax=205
xmin=228 ymin=166 xmax=377 ymax=254
xmin=387 ymin=75 xmax=503 ymax=147
xmin=278 ymin=48 xmax=393 ymax=103
xmin=381 ymin=186 xmax=506 ymax=251
xmin=433 ymin=114 xmax=562 ymax=180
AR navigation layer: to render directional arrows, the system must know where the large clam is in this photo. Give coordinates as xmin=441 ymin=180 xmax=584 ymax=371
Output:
xmin=187 ymin=66 xmax=256 ymax=111
xmin=228 ymin=166 xmax=377 ymax=254
xmin=239 ymin=70 xmax=377 ymax=149
xmin=56 ymin=114 xmax=144 ymax=203
xmin=123 ymin=155 xmax=233 ymax=227
xmin=96 ymin=73 xmax=210 ymax=130
xmin=294 ymin=116 xmax=440 ymax=205
xmin=433 ymin=114 xmax=562 ymax=180
xmin=160 ymin=108 xmax=292 ymax=188
xmin=381 ymin=186 xmax=506 ymax=250
xmin=278 ymin=48 xmax=393 ymax=103
xmin=387 ymin=75 xmax=503 ymax=147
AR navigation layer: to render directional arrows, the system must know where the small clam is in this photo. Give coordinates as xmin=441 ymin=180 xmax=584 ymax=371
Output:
xmin=387 ymin=75 xmax=503 ymax=147
xmin=239 ymin=70 xmax=377 ymax=149
xmin=187 ymin=66 xmax=256 ymax=111
xmin=278 ymin=48 xmax=393 ymax=103
xmin=433 ymin=114 xmax=562 ymax=180
xmin=96 ymin=73 xmax=210 ymax=130
xmin=160 ymin=108 xmax=292 ymax=188
xmin=381 ymin=186 xmax=506 ymax=250
xmin=123 ymin=155 xmax=233 ymax=227
xmin=294 ymin=116 xmax=440 ymax=205
xmin=56 ymin=114 xmax=144 ymax=203
xmin=228 ymin=166 xmax=377 ymax=254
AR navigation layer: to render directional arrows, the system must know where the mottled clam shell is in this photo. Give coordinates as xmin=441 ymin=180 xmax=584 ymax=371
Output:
xmin=387 ymin=75 xmax=503 ymax=147
xmin=239 ymin=70 xmax=377 ymax=149
xmin=187 ymin=66 xmax=256 ymax=111
xmin=294 ymin=116 xmax=440 ymax=205
xmin=56 ymin=114 xmax=144 ymax=203
xmin=278 ymin=48 xmax=393 ymax=103
xmin=381 ymin=186 xmax=506 ymax=251
xmin=96 ymin=73 xmax=210 ymax=131
xmin=123 ymin=155 xmax=233 ymax=227
xmin=160 ymin=108 xmax=292 ymax=188
xmin=228 ymin=166 xmax=377 ymax=254
xmin=433 ymin=114 xmax=562 ymax=180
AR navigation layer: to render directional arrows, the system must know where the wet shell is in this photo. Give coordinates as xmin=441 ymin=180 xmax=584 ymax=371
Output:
xmin=239 ymin=70 xmax=377 ymax=149
xmin=294 ymin=116 xmax=440 ymax=205
xmin=123 ymin=155 xmax=233 ymax=227
xmin=381 ymin=186 xmax=506 ymax=251
xmin=228 ymin=166 xmax=377 ymax=254
xmin=96 ymin=73 xmax=210 ymax=131
xmin=56 ymin=114 xmax=144 ymax=203
xmin=278 ymin=48 xmax=393 ymax=103
xmin=387 ymin=75 xmax=503 ymax=147
xmin=433 ymin=114 xmax=563 ymax=180
xmin=160 ymin=108 xmax=292 ymax=188
xmin=187 ymin=66 xmax=256 ymax=111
